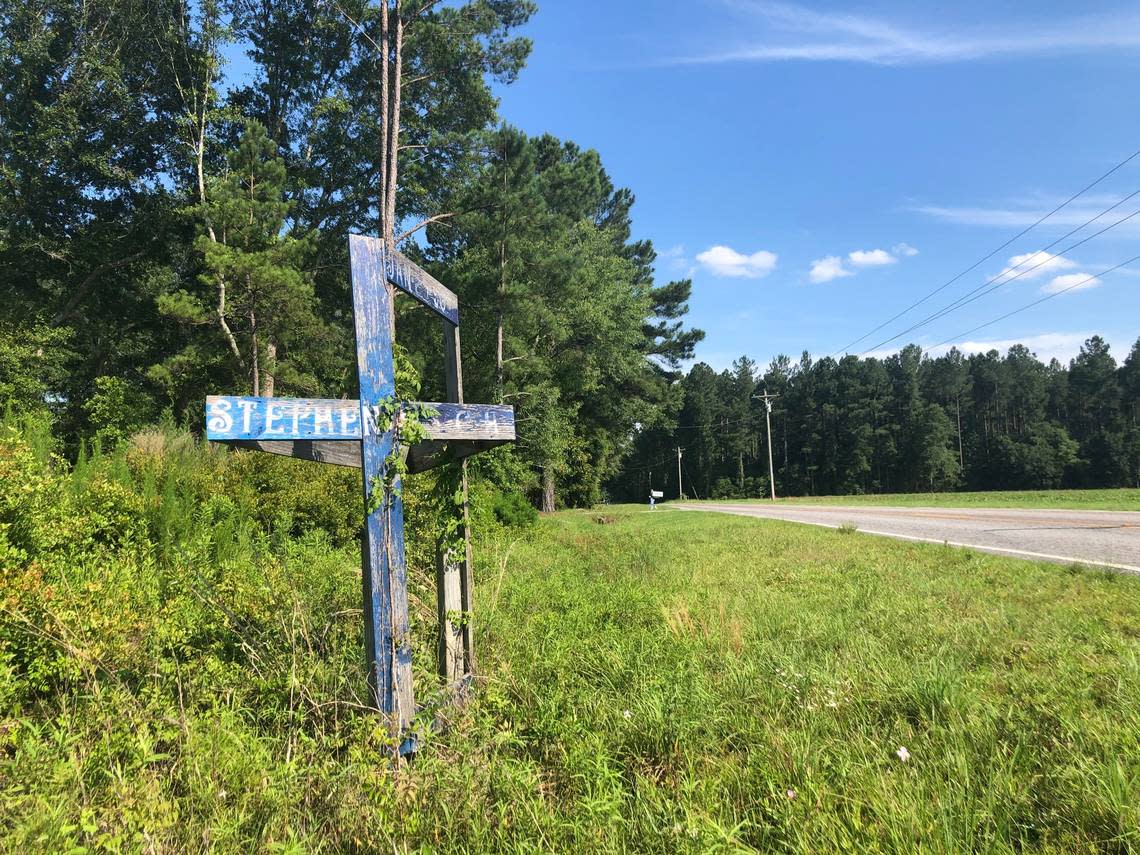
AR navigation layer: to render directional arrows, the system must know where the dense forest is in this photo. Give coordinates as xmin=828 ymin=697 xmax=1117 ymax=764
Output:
xmin=2 ymin=0 xmax=1136 ymax=509
xmin=617 ymin=337 xmax=1140 ymax=501
xmin=0 ymin=0 xmax=701 ymax=511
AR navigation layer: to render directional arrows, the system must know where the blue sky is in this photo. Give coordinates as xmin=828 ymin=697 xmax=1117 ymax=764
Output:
xmin=489 ymin=0 xmax=1140 ymax=369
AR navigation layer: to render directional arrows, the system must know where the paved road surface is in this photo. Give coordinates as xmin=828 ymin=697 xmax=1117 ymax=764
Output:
xmin=672 ymin=503 xmax=1140 ymax=572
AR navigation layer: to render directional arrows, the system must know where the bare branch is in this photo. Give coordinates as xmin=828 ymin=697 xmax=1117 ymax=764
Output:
xmin=217 ymin=275 xmax=244 ymax=366
xmin=324 ymin=0 xmax=380 ymax=51
xmin=395 ymin=211 xmax=460 ymax=243
xmin=411 ymin=0 xmax=444 ymax=18
xmin=51 ymin=248 xmax=148 ymax=327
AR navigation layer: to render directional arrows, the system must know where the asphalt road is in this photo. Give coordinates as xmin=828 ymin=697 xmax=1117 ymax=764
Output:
xmin=672 ymin=503 xmax=1140 ymax=573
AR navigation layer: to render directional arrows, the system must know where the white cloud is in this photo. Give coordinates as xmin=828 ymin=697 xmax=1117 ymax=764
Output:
xmin=848 ymin=248 xmax=896 ymax=267
xmin=809 ymin=244 xmax=915 ymax=282
xmin=915 ymin=201 xmax=1140 ymax=235
xmin=658 ymin=244 xmax=696 ymax=278
xmin=809 ymin=255 xmax=853 ymax=283
xmin=695 ymin=245 xmax=778 ymax=278
xmin=672 ymin=2 xmax=1140 ymax=66
xmin=1042 ymin=272 xmax=1100 ymax=294
xmin=995 ymin=251 xmax=1076 ymax=284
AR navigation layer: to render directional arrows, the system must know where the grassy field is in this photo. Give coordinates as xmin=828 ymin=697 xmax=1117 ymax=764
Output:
xmin=699 ymin=487 xmax=1140 ymax=512
xmin=463 ymin=506 xmax=1140 ymax=851
xmin=4 ymin=424 xmax=1140 ymax=851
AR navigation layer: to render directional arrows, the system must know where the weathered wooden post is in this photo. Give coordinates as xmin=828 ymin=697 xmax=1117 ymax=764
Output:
xmin=205 ymin=234 xmax=513 ymax=751
xmin=350 ymin=236 xmax=415 ymax=740
xmin=438 ymin=319 xmax=476 ymax=690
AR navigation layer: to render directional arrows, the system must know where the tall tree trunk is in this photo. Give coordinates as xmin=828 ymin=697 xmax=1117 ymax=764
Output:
xmin=379 ymin=0 xmax=390 ymax=240
xmin=188 ymin=26 xmax=242 ymax=369
xmin=377 ymin=0 xmax=402 ymax=337
xmin=250 ymin=308 xmax=260 ymax=397
xmin=263 ymin=341 xmax=276 ymax=397
xmin=496 ymin=236 xmax=506 ymax=398
xmin=385 ymin=2 xmax=403 ymax=248
xmin=541 ymin=465 xmax=555 ymax=513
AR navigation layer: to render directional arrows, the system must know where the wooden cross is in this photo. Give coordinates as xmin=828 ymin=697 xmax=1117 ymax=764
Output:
xmin=205 ymin=234 xmax=514 ymax=749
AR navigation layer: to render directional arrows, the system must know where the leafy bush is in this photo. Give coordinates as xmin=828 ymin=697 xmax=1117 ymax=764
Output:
xmin=491 ymin=489 xmax=538 ymax=528
xmin=0 ymin=413 xmax=456 ymax=849
xmin=83 ymin=376 xmax=156 ymax=450
xmin=0 ymin=324 xmax=73 ymax=414
xmin=2 ymin=413 xmax=1139 ymax=851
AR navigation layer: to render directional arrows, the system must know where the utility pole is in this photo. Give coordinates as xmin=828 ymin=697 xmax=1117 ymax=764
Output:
xmin=753 ymin=392 xmax=779 ymax=501
xmin=677 ymin=447 xmax=684 ymax=500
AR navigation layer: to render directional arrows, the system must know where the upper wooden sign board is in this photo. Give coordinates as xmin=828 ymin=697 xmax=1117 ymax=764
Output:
xmin=385 ymin=247 xmax=458 ymax=325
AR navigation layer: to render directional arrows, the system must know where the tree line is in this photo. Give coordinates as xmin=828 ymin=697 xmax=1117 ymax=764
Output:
xmin=3 ymin=0 xmax=1133 ymax=510
xmin=616 ymin=337 xmax=1140 ymax=501
xmin=0 ymin=0 xmax=702 ymax=510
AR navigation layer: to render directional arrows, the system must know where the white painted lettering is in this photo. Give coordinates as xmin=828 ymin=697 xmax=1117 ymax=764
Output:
xmin=265 ymin=401 xmax=284 ymax=434
xmin=237 ymin=399 xmax=256 ymax=434
xmin=314 ymin=407 xmax=333 ymax=435
xmin=339 ymin=406 xmax=358 ymax=436
xmin=206 ymin=398 xmax=233 ymax=434
xmin=361 ymin=405 xmax=378 ymax=437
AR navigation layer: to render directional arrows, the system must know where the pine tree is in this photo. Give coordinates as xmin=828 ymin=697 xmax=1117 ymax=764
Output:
xmin=156 ymin=121 xmax=322 ymax=399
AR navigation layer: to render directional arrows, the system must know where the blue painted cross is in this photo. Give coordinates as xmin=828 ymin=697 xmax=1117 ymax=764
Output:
xmin=205 ymin=234 xmax=514 ymax=747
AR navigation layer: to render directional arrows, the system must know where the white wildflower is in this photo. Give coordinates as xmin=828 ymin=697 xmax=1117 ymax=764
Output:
xmin=786 ymin=788 xmax=796 ymax=800
xmin=896 ymin=746 xmax=911 ymax=763
xmin=622 ymin=709 xmax=632 ymax=720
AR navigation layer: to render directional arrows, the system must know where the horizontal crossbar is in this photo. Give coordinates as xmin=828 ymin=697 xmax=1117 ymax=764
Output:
xmin=206 ymin=396 xmax=514 ymax=443
xmin=350 ymin=234 xmax=459 ymax=325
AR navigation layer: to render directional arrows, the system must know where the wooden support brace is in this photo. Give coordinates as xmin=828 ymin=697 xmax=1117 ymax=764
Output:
xmin=225 ymin=437 xmax=507 ymax=473
xmin=436 ymin=318 xmax=476 ymax=689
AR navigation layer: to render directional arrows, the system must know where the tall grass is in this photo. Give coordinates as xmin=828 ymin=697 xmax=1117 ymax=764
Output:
xmin=1 ymin=418 xmax=1138 ymax=852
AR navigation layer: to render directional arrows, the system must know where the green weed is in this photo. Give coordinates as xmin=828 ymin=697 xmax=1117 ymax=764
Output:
xmin=1 ymin=422 xmax=1137 ymax=852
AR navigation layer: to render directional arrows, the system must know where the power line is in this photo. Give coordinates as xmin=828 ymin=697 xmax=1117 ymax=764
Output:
xmin=633 ymin=413 xmax=758 ymax=434
xmin=673 ymin=414 xmax=755 ymax=431
xmin=897 ymin=206 xmax=1140 ymax=343
xmin=621 ymin=451 xmax=676 ymax=474
xmin=828 ymin=145 xmax=1140 ymax=358
xmin=928 ymin=253 xmax=1140 ymax=351
xmin=624 ymin=413 xmax=761 ymax=473
xmin=858 ymin=201 xmax=1140 ymax=356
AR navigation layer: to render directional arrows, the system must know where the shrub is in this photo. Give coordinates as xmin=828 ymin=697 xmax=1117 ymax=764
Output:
xmin=83 ymin=376 xmax=155 ymax=450
xmin=491 ymin=490 xmax=538 ymax=529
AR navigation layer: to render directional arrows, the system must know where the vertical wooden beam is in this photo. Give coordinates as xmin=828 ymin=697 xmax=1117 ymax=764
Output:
xmin=349 ymin=235 xmax=415 ymax=747
xmin=437 ymin=319 xmax=476 ymax=688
